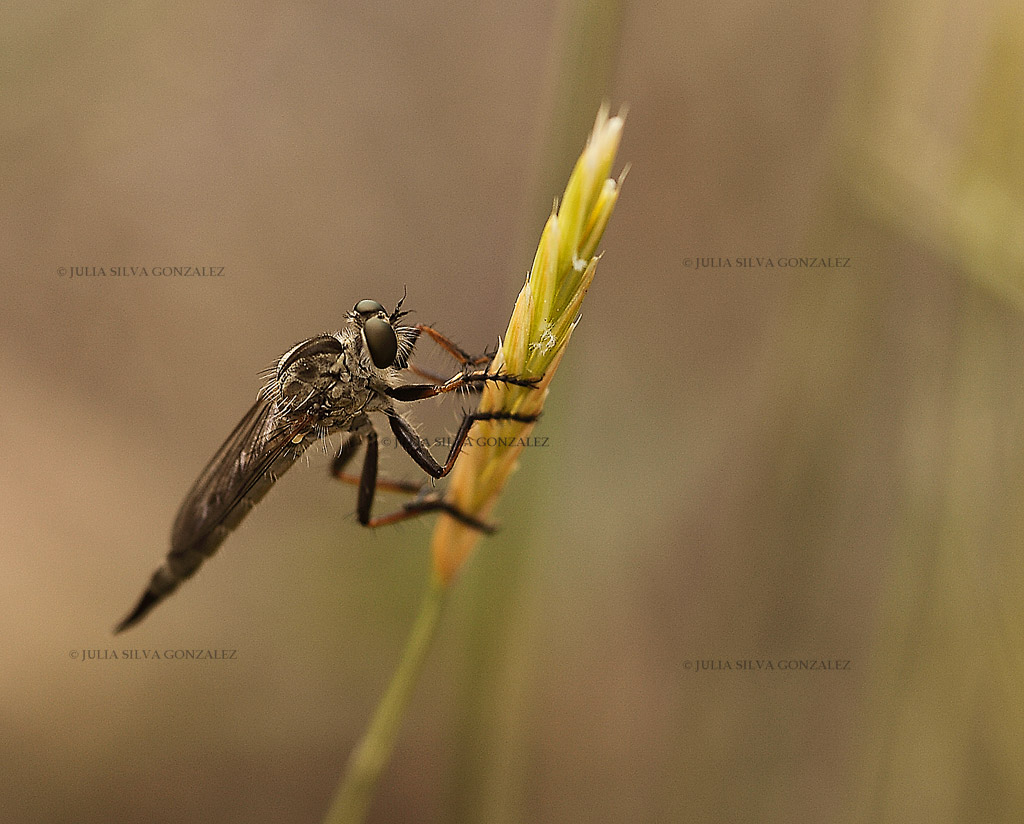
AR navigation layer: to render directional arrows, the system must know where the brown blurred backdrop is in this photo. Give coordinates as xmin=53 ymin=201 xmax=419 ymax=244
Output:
xmin=4 ymin=1 xmax=1024 ymax=822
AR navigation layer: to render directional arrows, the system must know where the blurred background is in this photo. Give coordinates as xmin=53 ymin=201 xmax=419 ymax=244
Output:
xmin=4 ymin=1 xmax=1024 ymax=822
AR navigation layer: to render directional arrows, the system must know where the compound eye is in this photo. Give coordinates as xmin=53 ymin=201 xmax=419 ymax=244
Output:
xmin=354 ymin=299 xmax=385 ymax=315
xmin=363 ymin=316 xmax=398 ymax=368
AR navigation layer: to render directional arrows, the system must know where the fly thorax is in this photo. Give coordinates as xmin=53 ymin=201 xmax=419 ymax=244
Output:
xmin=276 ymin=335 xmax=348 ymax=408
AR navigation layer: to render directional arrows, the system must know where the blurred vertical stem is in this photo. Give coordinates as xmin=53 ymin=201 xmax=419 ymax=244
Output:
xmin=825 ymin=3 xmax=1024 ymax=821
xmin=321 ymin=107 xmax=626 ymax=824
xmin=322 ymin=572 xmax=447 ymax=824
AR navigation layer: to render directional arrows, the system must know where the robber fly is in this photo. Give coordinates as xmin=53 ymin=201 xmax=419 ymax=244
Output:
xmin=115 ymin=296 xmax=538 ymax=633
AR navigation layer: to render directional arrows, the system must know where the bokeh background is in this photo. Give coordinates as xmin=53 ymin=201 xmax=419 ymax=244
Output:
xmin=4 ymin=1 xmax=1024 ymax=822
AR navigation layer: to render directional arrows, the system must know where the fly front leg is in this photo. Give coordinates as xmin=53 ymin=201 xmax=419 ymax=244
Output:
xmin=386 ymin=370 xmax=539 ymax=403
xmin=404 ymin=363 xmax=458 ymax=386
xmin=403 ymin=324 xmax=497 ymax=386
xmin=414 ymin=324 xmax=493 ymax=368
xmin=402 ymin=362 xmax=502 ymax=392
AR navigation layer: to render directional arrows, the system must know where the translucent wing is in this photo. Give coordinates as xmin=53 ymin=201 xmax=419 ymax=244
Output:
xmin=115 ymin=395 xmax=313 ymax=633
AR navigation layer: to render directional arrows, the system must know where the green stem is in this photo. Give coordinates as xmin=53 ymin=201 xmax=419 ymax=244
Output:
xmin=322 ymin=572 xmax=449 ymax=824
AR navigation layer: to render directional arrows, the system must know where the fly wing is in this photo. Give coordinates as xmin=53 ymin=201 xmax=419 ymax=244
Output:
xmin=170 ymin=396 xmax=308 ymax=550
xmin=115 ymin=395 xmax=313 ymax=633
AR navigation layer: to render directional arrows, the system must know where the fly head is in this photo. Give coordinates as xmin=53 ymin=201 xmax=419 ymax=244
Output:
xmin=349 ymin=297 xmax=416 ymax=371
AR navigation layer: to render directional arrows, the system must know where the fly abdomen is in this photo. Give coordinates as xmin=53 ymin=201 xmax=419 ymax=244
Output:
xmin=115 ymin=399 xmax=313 ymax=633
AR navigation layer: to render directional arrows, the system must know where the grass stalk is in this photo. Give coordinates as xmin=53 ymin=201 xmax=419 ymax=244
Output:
xmin=322 ymin=572 xmax=447 ymax=824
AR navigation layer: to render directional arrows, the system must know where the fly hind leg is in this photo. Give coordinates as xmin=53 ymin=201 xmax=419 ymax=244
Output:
xmin=331 ymin=430 xmax=498 ymax=532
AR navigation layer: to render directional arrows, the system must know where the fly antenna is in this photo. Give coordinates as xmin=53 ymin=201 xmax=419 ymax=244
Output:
xmin=392 ymin=285 xmax=411 ymax=322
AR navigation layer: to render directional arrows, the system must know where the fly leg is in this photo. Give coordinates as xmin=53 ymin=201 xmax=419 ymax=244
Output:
xmin=403 ymin=324 xmax=495 ymax=387
xmin=369 ymin=362 xmax=541 ymax=530
xmin=331 ymin=430 xmax=498 ymax=532
xmin=388 ymin=408 xmax=538 ymax=480
xmin=331 ymin=431 xmax=422 ymax=495
xmin=387 ymin=370 xmax=539 ymax=404
xmin=404 ymin=362 xmax=500 ymax=392
xmin=413 ymin=324 xmax=493 ymax=368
